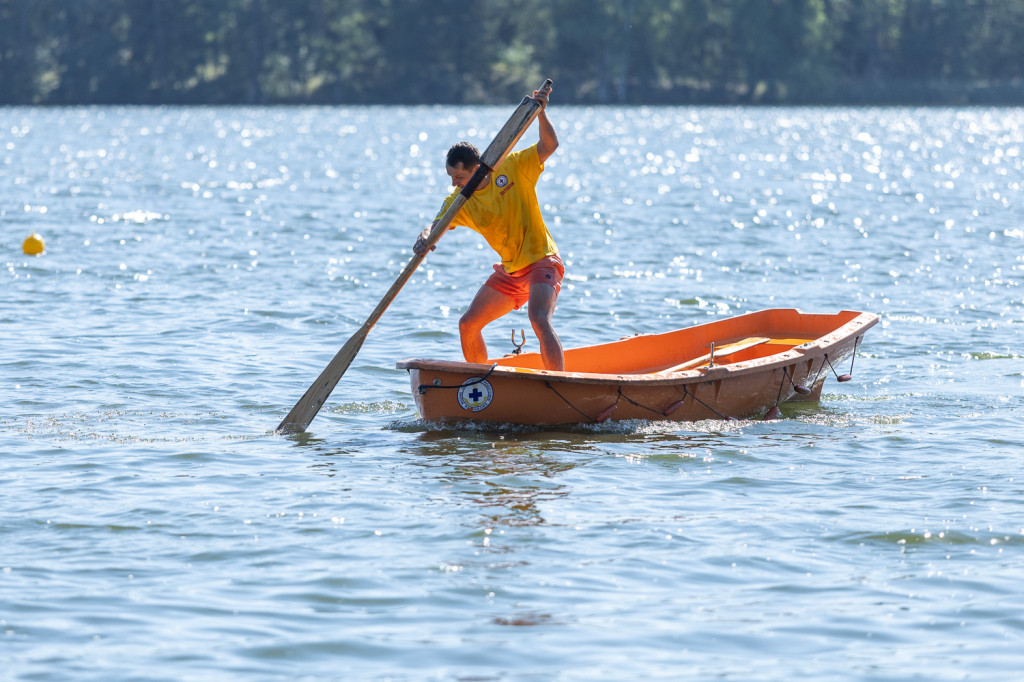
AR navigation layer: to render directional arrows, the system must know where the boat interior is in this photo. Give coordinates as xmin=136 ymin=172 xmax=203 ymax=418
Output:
xmin=490 ymin=309 xmax=865 ymax=374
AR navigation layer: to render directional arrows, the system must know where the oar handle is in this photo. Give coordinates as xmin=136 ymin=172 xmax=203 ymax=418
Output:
xmin=466 ymin=78 xmax=553 ymax=198
xmin=529 ymin=78 xmax=554 ymax=105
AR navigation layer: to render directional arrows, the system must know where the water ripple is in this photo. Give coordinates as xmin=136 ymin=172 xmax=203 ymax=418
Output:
xmin=3 ymin=104 xmax=1024 ymax=681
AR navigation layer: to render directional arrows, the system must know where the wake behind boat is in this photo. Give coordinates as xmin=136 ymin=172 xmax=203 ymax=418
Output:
xmin=397 ymin=308 xmax=879 ymax=426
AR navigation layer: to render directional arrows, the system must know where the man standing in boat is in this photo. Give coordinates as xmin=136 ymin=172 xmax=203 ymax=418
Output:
xmin=414 ymin=82 xmax=564 ymax=371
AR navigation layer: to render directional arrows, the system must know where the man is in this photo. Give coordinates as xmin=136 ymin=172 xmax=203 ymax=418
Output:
xmin=414 ymin=83 xmax=564 ymax=370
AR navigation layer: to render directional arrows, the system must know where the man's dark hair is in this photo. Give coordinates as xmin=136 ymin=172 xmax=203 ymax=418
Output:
xmin=446 ymin=142 xmax=480 ymax=169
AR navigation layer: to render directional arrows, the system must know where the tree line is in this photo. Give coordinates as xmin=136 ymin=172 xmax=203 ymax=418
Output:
xmin=2 ymin=0 xmax=1023 ymax=106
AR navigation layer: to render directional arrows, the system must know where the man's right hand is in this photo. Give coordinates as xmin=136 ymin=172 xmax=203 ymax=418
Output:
xmin=413 ymin=232 xmax=435 ymax=255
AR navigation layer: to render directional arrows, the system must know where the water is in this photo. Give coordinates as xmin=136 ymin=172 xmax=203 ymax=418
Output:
xmin=3 ymin=104 xmax=1023 ymax=680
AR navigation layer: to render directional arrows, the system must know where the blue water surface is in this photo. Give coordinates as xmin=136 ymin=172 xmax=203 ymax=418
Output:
xmin=2 ymin=104 xmax=1023 ymax=680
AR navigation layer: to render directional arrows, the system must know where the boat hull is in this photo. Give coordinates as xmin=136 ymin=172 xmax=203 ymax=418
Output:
xmin=397 ymin=308 xmax=878 ymax=426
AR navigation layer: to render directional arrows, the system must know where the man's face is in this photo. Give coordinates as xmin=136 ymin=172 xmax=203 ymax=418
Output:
xmin=446 ymin=162 xmax=478 ymax=189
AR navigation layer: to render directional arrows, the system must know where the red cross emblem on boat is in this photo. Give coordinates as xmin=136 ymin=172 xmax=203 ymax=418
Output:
xmin=457 ymin=377 xmax=493 ymax=412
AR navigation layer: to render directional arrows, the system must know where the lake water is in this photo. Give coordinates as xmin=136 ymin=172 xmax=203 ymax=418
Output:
xmin=3 ymin=103 xmax=1023 ymax=680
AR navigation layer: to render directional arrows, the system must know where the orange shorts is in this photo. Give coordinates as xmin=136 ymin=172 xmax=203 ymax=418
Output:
xmin=484 ymin=254 xmax=565 ymax=310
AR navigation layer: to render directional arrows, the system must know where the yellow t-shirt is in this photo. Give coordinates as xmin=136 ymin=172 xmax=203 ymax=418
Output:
xmin=437 ymin=144 xmax=557 ymax=273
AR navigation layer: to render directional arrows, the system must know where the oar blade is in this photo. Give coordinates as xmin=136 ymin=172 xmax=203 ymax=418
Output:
xmin=277 ymin=328 xmax=368 ymax=434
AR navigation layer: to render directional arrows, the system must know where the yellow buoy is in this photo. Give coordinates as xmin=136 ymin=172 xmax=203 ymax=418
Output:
xmin=22 ymin=232 xmax=45 ymax=256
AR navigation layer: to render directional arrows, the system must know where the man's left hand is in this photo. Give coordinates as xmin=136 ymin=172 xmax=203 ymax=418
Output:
xmin=532 ymin=82 xmax=552 ymax=107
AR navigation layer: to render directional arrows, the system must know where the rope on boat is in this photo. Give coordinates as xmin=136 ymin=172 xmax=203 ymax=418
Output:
xmin=615 ymin=387 xmax=665 ymax=416
xmin=614 ymin=385 xmax=738 ymax=421
xmin=545 ymin=383 xmax=682 ymax=423
xmin=765 ymin=367 xmax=790 ymax=419
xmin=808 ymin=357 xmax=825 ymax=390
xmin=786 ymin=366 xmax=812 ymax=395
xmin=773 ymin=369 xmax=787 ymax=405
xmin=848 ymin=335 xmax=861 ymax=375
xmin=823 ymin=353 xmax=850 ymax=382
xmin=807 ymin=334 xmax=862 ymax=392
xmin=544 ymin=381 xmax=604 ymax=422
xmin=618 ymin=384 xmax=736 ymax=421
xmin=417 ymin=363 xmax=498 ymax=394
xmin=823 ymin=335 xmax=863 ymax=383
xmin=680 ymin=384 xmax=737 ymax=421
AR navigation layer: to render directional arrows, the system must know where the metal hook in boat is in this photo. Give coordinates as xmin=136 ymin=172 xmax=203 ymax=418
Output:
xmin=511 ymin=329 xmax=526 ymax=355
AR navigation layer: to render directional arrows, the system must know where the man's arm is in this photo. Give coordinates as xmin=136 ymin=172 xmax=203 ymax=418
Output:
xmin=533 ymin=83 xmax=558 ymax=163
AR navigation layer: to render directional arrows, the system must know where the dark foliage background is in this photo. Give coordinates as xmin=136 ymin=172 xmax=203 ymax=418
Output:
xmin=2 ymin=0 xmax=1022 ymax=105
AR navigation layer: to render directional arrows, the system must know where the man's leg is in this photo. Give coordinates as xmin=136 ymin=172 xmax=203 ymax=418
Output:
xmin=528 ymin=282 xmax=563 ymax=371
xmin=459 ymin=285 xmax=517 ymax=363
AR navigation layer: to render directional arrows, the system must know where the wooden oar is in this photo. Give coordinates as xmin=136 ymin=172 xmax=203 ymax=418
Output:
xmin=653 ymin=336 xmax=770 ymax=375
xmin=277 ymin=79 xmax=553 ymax=434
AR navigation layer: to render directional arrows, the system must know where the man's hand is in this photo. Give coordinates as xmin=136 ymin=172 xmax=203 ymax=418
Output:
xmin=413 ymin=227 xmax=435 ymax=255
xmin=532 ymin=81 xmax=552 ymax=108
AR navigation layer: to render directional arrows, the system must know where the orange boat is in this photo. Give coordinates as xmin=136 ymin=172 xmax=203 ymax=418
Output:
xmin=397 ymin=308 xmax=879 ymax=426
